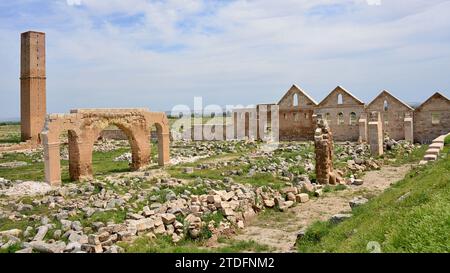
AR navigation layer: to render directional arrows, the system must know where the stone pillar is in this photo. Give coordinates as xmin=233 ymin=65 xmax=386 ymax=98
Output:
xmin=131 ymin=128 xmax=151 ymax=170
xmin=358 ymin=113 xmax=368 ymax=143
xmin=158 ymin=132 xmax=171 ymax=166
xmin=368 ymin=112 xmax=384 ymax=156
xmin=74 ymin=142 xmax=94 ymax=181
xmin=42 ymin=136 xmax=61 ymax=186
xmin=314 ymin=118 xmax=338 ymax=185
xmin=404 ymin=114 xmax=414 ymax=143
xmin=21 ymin=31 xmax=46 ymax=143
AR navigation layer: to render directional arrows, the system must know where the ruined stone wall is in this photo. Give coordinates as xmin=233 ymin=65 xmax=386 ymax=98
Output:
xmin=314 ymin=106 xmax=364 ymax=142
xmin=278 ymin=85 xmax=316 ymax=141
xmin=314 ymin=88 xmax=365 ymax=142
xmin=367 ymin=91 xmax=414 ymax=140
xmin=414 ymin=94 xmax=450 ymax=143
xmin=279 ymin=109 xmax=315 ymax=141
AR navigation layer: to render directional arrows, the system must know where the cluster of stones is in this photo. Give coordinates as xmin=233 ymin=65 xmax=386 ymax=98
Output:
xmin=0 ymin=169 xmax=316 ymax=253
xmin=170 ymin=140 xmax=258 ymax=165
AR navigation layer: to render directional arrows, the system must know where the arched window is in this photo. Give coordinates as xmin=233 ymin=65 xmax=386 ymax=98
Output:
xmin=284 ymin=113 xmax=287 ymax=120
xmin=325 ymin=113 xmax=331 ymax=124
xmin=383 ymin=100 xmax=388 ymax=111
xmin=338 ymin=94 xmax=343 ymax=105
xmin=293 ymin=93 xmax=299 ymax=107
xmin=338 ymin=112 xmax=344 ymax=125
xmin=350 ymin=112 xmax=357 ymax=125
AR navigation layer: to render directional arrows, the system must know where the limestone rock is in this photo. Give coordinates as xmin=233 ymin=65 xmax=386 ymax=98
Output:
xmin=330 ymin=214 xmax=352 ymax=225
xmin=161 ymin=213 xmax=176 ymax=225
xmin=296 ymin=193 xmax=310 ymax=203
xmin=349 ymin=197 xmax=369 ymax=209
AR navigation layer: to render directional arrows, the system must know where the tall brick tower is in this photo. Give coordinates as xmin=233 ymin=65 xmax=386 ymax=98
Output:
xmin=20 ymin=31 xmax=46 ymax=143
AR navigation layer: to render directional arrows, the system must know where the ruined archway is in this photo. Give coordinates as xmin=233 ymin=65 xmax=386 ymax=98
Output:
xmin=41 ymin=109 xmax=170 ymax=186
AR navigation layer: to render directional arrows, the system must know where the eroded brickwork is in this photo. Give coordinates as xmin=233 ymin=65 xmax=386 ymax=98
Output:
xmin=20 ymin=31 xmax=46 ymax=143
xmin=413 ymin=93 xmax=450 ymax=144
xmin=314 ymin=118 xmax=342 ymax=185
xmin=366 ymin=90 xmax=414 ymax=140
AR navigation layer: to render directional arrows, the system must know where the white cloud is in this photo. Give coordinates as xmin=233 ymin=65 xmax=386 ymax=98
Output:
xmin=67 ymin=0 xmax=82 ymax=6
xmin=0 ymin=0 xmax=449 ymax=119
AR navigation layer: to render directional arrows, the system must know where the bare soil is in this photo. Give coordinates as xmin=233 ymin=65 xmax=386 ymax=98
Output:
xmin=227 ymin=164 xmax=413 ymax=252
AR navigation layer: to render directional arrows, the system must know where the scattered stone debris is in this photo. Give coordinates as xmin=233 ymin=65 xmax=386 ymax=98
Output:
xmin=114 ymin=153 xmax=132 ymax=163
xmin=0 ymin=161 xmax=28 ymax=168
xmin=0 ymin=180 xmax=53 ymax=197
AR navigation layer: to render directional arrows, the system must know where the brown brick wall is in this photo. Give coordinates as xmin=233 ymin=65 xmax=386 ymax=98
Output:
xmin=414 ymin=95 xmax=450 ymax=143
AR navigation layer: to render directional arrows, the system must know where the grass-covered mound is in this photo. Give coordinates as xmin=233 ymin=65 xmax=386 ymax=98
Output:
xmin=297 ymin=146 xmax=450 ymax=253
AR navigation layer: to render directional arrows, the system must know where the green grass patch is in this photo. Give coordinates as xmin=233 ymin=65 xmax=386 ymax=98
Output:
xmin=384 ymin=144 xmax=428 ymax=166
xmin=0 ymin=124 xmax=21 ymax=144
xmin=69 ymin=209 xmax=128 ymax=227
xmin=444 ymin=135 xmax=450 ymax=145
xmin=0 ymin=147 xmax=131 ymax=182
xmin=120 ymin=235 xmax=272 ymax=253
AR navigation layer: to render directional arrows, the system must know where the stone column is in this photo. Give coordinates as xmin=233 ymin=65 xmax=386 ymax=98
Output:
xmin=358 ymin=113 xmax=368 ymax=143
xmin=314 ymin=118 xmax=338 ymax=185
xmin=75 ymin=142 xmax=94 ymax=181
xmin=404 ymin=114 xmax=414 ymax=143
xmin=131 ymin=128 xmax=151 ymax=170
xmin=42 ymin=137 xmax=61 ymax=186
xmin=158 ymin=132 xmax=171 ymax=166
xmin=368 ymin=112 xmax=384 ymax=156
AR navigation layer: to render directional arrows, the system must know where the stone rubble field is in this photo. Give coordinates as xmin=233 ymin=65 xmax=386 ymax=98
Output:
xmin=0 ymin=138 xmax=422 ymax=253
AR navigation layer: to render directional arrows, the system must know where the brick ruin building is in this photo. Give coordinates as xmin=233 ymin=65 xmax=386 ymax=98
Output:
xmin=234 ymin=84 xmax=450 ymax=144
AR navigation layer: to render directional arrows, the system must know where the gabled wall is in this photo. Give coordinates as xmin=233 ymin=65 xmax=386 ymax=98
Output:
xmin=414 ymin=93 xmax=450 ymax=143
xmin=278 ymin=85 xmax=317 ymax=141
xmin=367 ymin=91 xmax=414 ymax=140
xmin=315 ymin=86 xmax=365 ymax=142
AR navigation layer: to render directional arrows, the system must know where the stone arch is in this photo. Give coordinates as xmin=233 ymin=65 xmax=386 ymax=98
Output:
xmin=42 ymin=109 xmax=170 ymax=186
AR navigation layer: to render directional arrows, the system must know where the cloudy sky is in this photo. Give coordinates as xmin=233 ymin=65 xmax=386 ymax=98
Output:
xmin=1 ymin=0 xmax=450 ymax=119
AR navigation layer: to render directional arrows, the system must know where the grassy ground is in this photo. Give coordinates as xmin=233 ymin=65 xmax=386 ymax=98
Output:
xmin=119 ymin=235 xmax=272 ymax=253
xmin=0 ymin=147 xmax=131 ymax=182
xmin=296 ymin=146 xmax=450 ymax=253
xmin=0 ymin=124 xmax=21 ymax=144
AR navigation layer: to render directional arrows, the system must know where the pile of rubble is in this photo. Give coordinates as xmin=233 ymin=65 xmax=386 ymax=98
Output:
xmin=0 ymin=161 xmax=28 ymax=168
xmin=94 ymin=139 xmax=129 ymax=153
xmin=114 ymin=153 xmax=132 ymax=163
xmin=0 ymin=172 xmax=324 ymax=253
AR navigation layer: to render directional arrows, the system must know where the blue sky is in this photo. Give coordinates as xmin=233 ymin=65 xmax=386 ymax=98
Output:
xmin=1 ymin=0 xmax=450 ymax=119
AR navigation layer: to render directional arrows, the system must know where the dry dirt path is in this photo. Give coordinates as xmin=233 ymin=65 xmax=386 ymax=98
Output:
xmin=230 ymin=164 xmax=413 ymax=252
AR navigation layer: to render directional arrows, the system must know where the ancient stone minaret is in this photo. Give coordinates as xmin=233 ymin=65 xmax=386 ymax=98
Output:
xmin=20 ymin=31 xmax=46 ymax=143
